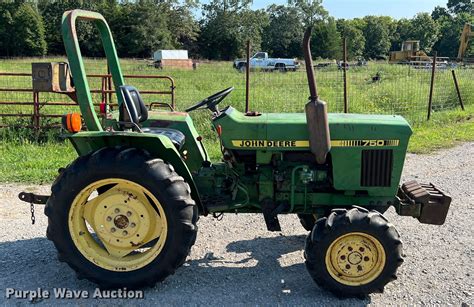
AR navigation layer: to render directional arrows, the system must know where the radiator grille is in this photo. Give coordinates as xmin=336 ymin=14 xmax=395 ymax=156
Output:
xmin=361 ymin=149 xmax=393 ymax=187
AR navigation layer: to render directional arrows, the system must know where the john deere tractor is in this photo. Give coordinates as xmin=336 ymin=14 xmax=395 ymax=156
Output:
xmin=19 ymin=10 xmax=451 ymax=297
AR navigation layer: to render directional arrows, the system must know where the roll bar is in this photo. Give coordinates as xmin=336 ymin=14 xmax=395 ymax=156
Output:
xmin=61 ymin=10 xmax=125 ymax=131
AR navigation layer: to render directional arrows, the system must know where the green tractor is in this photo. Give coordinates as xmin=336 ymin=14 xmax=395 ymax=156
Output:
xmin=19 ymin=10 xmax=451 ymax=297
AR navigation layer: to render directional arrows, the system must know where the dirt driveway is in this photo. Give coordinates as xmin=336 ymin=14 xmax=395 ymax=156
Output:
xmin=0 ymin=143 xmax=473 ymax=305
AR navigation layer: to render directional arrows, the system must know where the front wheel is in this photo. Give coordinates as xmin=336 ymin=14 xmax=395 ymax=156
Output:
xmin=45 ymin=147 xmax=198 ymax=288
xmin=305 ymin=207 xmax=403 ymax=297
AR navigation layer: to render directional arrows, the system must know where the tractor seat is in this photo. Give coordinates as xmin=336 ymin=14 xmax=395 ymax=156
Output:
xmin=119 ymin=85 xmax=185 ymax=150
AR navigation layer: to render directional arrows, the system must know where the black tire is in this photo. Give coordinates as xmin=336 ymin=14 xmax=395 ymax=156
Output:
xmin=275 ymin=63 xmax=286 ymax=72
xmin=304 ymin=207 xmax=403 ymax=297
xmin=297 ymin=214 xmax=317 ymax=231
xmin=237 ymin=63 xmax=246 ymax=73
xmin=45 ymin=147 xmax=198 ymax=288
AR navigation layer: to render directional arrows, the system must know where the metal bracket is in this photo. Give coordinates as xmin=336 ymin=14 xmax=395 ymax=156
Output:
xmin=18 ymin=192 xmax=49 ymax=205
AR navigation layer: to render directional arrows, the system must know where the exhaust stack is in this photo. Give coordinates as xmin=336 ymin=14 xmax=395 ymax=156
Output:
xmin=303 ymin=27 xmax=331 ymax=164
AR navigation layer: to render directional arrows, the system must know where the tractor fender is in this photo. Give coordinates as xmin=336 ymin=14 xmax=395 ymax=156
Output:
xmin=65 ymin=131 xmax=205 ymax=214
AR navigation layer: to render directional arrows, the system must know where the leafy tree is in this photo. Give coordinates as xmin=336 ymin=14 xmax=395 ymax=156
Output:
xmin=166 ymin=1 xmax=200 ymax=56
xmin=38 ymin=0 xmax=198 ymax=58
xmin=390 ymin=18 xmax=408 ymax=52
xmin=408 ymin=13 xmax=439 ymax=53
xmin=433 ymin=12 xmax=473 ymax=57
xmin=311 ymin=17 xmax=341 ymax=59
xmin=1 ymin=0 xmax=472 ymax=62
xmin=12 ymin=3 xmax=47 ymax=56
xmin=336 ymin=18 xmax=365 ymax=59
xmin=288 ymin=0 xmax=328 ymax=26
xmin=0 ymin=4 xmax=15 ymax=57
xmin=362 ymin=16 xmax=393 ymax=59
xmin=431 ymin=6 xmax=450 ymax=20
xmin=447 ymin=0 xmax=473 ymax=14
xmin=198 ymin=0 xmax=268 ymax=60
xmin=262 ymin=5 xmax=304 ymax=58
xmin=392 ymin=14 xmax=439 ymax=54
xmin=112 ymin=2 xmax=173 ymax=58
xmin=240 ymin=9 xmax=269 ymax=53
xmin=39 ymin=0 xmax=115 ymax=56
xmin=39 ymin=1 xmax=68 ymax=55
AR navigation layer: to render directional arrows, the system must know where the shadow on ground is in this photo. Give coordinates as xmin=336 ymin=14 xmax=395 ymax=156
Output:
xmin=0 ymin=235 xmax=369 ymax=305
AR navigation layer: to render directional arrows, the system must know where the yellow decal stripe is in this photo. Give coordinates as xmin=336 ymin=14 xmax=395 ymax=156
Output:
xmin=231 ymin=139 xmax=399 ymax=148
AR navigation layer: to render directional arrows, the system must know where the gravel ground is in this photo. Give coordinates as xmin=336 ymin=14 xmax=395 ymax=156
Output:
xmin=0 ymin=142 xmax=473 ymax=306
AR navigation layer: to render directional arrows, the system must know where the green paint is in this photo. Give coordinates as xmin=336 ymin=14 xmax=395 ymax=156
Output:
xmin=140 ymin=111 xmax=207 ymax=172
xmin=214 ymin=106 xmax=412 ymax=196
xmin=62 ymin=10 xmax=124 ymax=131
xmin=58 ymin=10 xmax=420 ymax=220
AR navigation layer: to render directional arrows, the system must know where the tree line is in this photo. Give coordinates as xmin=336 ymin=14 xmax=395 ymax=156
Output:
xmin=0 ymin=0 xmax=472 ymax=60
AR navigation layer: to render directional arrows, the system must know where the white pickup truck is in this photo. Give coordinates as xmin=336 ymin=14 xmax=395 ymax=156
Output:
xmin=233 ymin=52 xmax=299 ymax=72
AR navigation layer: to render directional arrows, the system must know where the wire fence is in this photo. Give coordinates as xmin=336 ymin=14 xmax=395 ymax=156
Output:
xmin=0 ymin=57 xmax=472 ymax=130
xmin=114 ymin=59 xmax=473 ymax=124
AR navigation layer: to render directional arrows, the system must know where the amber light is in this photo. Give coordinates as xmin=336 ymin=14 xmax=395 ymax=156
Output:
xmin=62 ymin=113 xmax=82 ymax=133
xmin=216 ymin=125 xmax=222 ymax=136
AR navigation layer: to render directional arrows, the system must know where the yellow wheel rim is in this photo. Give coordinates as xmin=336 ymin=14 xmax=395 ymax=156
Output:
xmin=68 ymin=178 xmax=168 ymax=272
xmin=325 ymin=232 xmax=386 ymax=286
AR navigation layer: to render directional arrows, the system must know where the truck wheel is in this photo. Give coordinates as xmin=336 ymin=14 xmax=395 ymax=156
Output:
xmin=297 ymin=213 xmax=317 ymax=231
xmin=238 ymin=64 xmax=246 ymax=73
xmin=275 ymin=63 xmax=286 ymax=72
xmin=45 ymin=147 xmax=198 ymax=288
xmin=304 ymin=207 xmax=403 ymax=297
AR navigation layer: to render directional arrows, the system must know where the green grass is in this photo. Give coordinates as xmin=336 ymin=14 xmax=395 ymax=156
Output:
xmin=0 ymin=141 xmax=76 ymax=184
xmin=0 ymin=58 xmax=473 ymax=183
xmin=408 ymin=105 xmax=474 ymax=154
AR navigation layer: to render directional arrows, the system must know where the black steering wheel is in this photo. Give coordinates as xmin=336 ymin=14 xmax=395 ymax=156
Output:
xmin=185 ymin=87 xmax=234 ymax=113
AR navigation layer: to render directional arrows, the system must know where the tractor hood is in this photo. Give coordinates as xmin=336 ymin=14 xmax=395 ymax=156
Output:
xmin=214 ymin=106 xmax=412 ymax=151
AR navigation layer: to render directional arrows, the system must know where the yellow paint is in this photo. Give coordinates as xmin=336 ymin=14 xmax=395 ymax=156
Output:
xmin=68 ymin=178 xmax=167 ymax=272
xmin=325 ymin=232 xmax=386 ymax=286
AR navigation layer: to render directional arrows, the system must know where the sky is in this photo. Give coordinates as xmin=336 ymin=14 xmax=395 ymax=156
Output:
xmin=212 ymin=0 xmax=449 ymax=19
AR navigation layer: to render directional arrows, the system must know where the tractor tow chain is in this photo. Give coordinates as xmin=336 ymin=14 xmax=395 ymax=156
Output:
xmin=30 ymin=203 xmax=35 ymax=225
xmin=18 ymin=192 xmax=50 ymax=225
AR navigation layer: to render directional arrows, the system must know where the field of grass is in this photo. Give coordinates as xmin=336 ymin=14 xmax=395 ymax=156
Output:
xmin=0 ymin=58 xmax=473 ymax=183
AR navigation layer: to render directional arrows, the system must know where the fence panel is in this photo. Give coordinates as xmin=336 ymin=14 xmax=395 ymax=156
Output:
xmin=0 ymin=59 xmax=175 ymax=129
xmin=0 ymin=57 xmax=472 ymax=130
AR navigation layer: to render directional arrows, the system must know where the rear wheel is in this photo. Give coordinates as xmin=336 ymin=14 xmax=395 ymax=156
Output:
xmin=275 ymin=63 xmax=287 ymax=72
xmin=305 ymin=207 xmax=403 ymax=297
xmin=45 ymin=147 xmax=198 ymax=288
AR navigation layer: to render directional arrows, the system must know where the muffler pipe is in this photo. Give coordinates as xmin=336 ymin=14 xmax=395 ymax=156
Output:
xmin=303 ymin=27 xmax=331 ymax=164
